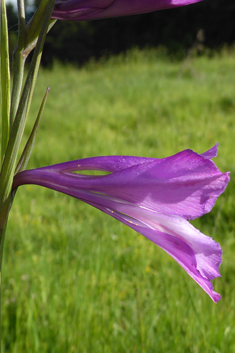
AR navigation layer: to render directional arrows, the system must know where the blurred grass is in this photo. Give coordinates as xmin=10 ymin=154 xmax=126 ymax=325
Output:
xmin=1 ymin=48 xmax=235 ymax=352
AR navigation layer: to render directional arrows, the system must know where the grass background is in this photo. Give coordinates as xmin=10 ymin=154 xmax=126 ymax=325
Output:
xmin=1 ymin=48 xmax=235 ymax=352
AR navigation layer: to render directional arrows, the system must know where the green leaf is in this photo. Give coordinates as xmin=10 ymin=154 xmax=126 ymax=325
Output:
xmin=24 ymin=0 xmax=56 ymax=57
xmin=0 ymin=0 xmax=11 ymax=164
xmin=0 ymin=0 xmax=55 ymax=220
xmin=15 ymin=87 xmax=50 ymax=174
xmin=9 ymin=0 xmax=26 ymax=128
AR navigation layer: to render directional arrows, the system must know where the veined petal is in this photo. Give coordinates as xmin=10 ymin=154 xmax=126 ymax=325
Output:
xmin=63 ymin=194 xmax=222 ymax=303
xmin=13 ymin=146 xmax=229 ymax=302
xmin=52 ymin=0 xmax=203 ymax=21
xmin=19 ymin=147 xmax=229 ymax=221
xmin=84 ymin=149 xmax=228 ymax=220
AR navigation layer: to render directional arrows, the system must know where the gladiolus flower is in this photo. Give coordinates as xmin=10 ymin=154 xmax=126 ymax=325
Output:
xmin=13 ymin=145 xmax=229 ymax=302
xmin=52 ymin=0 xmax=203 ymax=21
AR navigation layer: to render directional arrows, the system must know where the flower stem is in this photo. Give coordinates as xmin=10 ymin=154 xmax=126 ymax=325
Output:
xmin=0 ymin=196 xmax=13 ymax=353
xmin=0 ymin=0 xmax=56 ymax=349
xmin=0 ymin=221 xmax=7 ymax=353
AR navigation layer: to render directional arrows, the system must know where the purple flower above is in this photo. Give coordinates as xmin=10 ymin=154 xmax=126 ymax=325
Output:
xmin=52 ymin=0 xmax=203 ymax=21
xmin=13 ymin=145 xmax=229 ymax=302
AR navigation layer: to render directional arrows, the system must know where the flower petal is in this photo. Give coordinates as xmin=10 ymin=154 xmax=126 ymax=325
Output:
xmin=37 ymin=149 xmax=229 ymax=221
xmin=201 ymin=143 xmax=218 ymax=159
xmin=13 ymin=146 xmax=229 ymax=302
xmin=71 ymin=196 xmax=222 ymax=303
xmin=52 ymin=0 xmax=203 ymax=21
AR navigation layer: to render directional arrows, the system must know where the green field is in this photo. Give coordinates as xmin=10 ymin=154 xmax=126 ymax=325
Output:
xmin=1 ymin=49 xmax=235 ymax=352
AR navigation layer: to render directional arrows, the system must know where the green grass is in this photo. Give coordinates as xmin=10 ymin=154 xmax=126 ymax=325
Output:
xmin=2 ymin=48 xmax=235 ymax=352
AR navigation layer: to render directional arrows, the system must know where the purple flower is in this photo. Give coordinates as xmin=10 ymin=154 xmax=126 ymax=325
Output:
xmin=52 ymin=0 xmax=203 ymax=21
xmin=13 ymin=145 xmax=229 ymax=302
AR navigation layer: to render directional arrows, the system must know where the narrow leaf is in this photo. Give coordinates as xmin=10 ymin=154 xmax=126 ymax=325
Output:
xmin=0 ymin=0 xmax=11 ymax=164
xmin=9 ymin=0 xmax=26 ymax=127
xmin=15 ymin=87 xmax=50 ymax=174
xmin=24 ymin=0 xmax=57 ymax=57
xmin=0 ymin=0 xmax=55 ymax=208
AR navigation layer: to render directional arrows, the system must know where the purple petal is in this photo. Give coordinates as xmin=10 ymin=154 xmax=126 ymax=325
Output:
xmin=52 ymin=0 xmax=203 ymax=21
xmin=201 ymin=143 xmax=218 ymax=159
xmin=23 ymin=148 xmax=229 ymax=221
xmin=61 ymin=194 xmax=222 ymax=303
xmin=105 ymin=208 xmax=222 ymax=302
xmin=13 ymin=146 xmax=229 ymax=302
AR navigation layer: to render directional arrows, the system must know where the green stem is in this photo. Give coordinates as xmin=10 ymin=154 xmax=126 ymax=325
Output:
xmin=0 ymin=222 xmax=6 ymax=353
xmin=0 ymin=0 xmax=55 ymax=346
xmin=0 ymin=224 xmax=6 ymax=353
xmin=0 ymin=191 xmax=14 ymax=353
